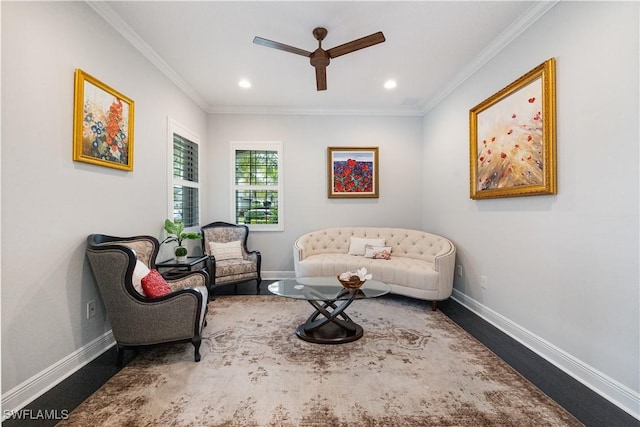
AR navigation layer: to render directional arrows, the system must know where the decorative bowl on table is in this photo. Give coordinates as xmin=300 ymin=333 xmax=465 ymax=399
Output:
xmin=337 ymin=275 xmax=366 ymax=289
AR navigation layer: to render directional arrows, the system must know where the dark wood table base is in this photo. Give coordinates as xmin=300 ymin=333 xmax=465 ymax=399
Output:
xmin=295 ymin=291 xmax=364 ymax=344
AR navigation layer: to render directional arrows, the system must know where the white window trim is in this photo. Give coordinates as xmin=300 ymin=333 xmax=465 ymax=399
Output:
xmin=230 ymin=141 xmax=284 ymax=232
xmin=168 ymin=117 xmax=201 ymax=230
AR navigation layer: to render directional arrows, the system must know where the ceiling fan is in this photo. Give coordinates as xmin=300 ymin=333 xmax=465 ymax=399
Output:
xmin=253 ymin=27 xmax=386 ymax=91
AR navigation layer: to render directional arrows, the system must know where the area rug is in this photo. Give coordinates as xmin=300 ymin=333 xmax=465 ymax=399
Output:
xmin=58 ymin=295 xmax=582 ymax=426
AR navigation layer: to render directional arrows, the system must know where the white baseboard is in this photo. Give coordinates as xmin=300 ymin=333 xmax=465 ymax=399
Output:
xmin=6 ymin=287 xmax=636 ymax=422
xmin=451 ymin=289 xmax=640 ymax=421
xmin=1 ymin=331 xmax=115 ymax=420
xmin=1 ymin=273 xmax=292 ymax=416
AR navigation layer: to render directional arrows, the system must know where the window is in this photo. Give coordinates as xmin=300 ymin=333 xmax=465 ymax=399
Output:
xmin=231 ymin=141 xmax=283 ymax=231
xmin=168 ymin=119 xmax=200 ymax=228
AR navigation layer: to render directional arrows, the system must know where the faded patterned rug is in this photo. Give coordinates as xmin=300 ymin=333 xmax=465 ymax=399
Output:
xmin=58 ymin=295 xmax=582 ymax=426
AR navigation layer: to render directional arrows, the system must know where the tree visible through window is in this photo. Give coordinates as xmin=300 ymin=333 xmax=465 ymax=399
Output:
xmin=232 ymin=142 xmax=283 ymax=231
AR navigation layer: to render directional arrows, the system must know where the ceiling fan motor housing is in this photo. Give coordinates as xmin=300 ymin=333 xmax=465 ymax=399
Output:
xmin=310 ymin=49 xmax=330 ymax=68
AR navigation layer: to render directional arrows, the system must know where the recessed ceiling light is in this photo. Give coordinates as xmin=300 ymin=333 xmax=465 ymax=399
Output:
xmin=238 ymin=79 xmax=251 ymax=89
xmin=384 ymin=80 xmax=397 ymax=89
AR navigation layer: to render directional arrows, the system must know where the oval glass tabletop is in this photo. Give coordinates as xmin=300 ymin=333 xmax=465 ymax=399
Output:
xmin=268 ymin=277 xmax=390 ymax=301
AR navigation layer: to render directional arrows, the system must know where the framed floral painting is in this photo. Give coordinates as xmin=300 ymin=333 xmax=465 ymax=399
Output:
xmin=73 ymin=69 xmax=135 ymax=171
xmin=469 ymin=58 xmax=556 ymax=199
xmin=327 ymin=147 xmax=379 ymax=198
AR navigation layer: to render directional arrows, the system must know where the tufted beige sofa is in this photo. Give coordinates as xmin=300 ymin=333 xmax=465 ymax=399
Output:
xmin=293 ymin=227 xmax=456 ymax=310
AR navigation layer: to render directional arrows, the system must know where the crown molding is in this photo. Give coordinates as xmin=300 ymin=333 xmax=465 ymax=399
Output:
xmin=207 ymin=105 xmax=425 ymax=117
xmin=421 ymin=0 xmax=559 ymax=114
xmin=86 ymin=1 xmax=209 ymax=111
xmin=87 ymin=0 xmax=557 ymax=117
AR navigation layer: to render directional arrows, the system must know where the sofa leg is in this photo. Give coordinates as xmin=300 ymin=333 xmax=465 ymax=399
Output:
xmin=431 ymin=300 xmax=437 ymax=311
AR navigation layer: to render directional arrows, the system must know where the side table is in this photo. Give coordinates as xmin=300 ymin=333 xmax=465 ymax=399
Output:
xmin=156 ymin=255 xmax=209 ymax=276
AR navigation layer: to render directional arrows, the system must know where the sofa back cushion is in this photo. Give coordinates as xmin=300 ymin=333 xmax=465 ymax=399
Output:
xmin=296 ymin=227 xmax=452 ymax=263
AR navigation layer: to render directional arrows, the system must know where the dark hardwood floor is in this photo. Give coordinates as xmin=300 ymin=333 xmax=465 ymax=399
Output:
xmin=4 ymin=281 xmax=638 ymax=426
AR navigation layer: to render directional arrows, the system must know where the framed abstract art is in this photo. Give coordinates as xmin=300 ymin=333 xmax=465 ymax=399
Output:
xmin=73 ymin=69 xmax=135 ymax=171
xmin=327 ymin=146 xmax=379 ymax=198
xmin=469 ymin=58 xmax=556 ymax=199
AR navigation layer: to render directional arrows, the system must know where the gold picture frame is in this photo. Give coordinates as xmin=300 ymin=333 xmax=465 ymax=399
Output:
xmin=469 ymin=58 xmax=556 ymax=199
xmin=73 ymin=69 xmax=134 ymax=171
xmin=327 ymin=146 xmax=379 ymax=198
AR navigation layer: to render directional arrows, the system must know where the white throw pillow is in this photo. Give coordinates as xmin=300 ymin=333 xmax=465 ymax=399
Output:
xmin=348 ymin=237 xmax=386 ymax=256
xmin=131 ymin=260 xmax=150 ymax=295
xmin=209 ymin=240 xmax=243 ymax=260
xmin=364 ymin=245 xmax=392 ymax=260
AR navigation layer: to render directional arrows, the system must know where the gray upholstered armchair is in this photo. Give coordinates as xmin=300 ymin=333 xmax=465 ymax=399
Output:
xmin=86 ymin=234 xmax=209 ymax=366
xmin=201 ymin=221 xmax=262 ymax=294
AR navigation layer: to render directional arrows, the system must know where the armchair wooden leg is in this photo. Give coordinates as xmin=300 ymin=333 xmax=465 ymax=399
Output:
xmin=192 ymin=336 xmax=202 ymax=362
xmin=116 ymin=344 xmax=125 ymax=367
xmin=431 ymin=300 xmax=437 ymax=311
xmin=256 ymin=278 xmax=262 ymax=294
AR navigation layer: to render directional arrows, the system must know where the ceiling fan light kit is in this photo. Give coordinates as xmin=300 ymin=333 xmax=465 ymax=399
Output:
xmin=253 ymin=27 xmax=385 ymax=91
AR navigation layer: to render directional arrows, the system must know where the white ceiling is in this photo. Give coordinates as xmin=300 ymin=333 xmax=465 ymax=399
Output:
xmin=92 ymin=1 xmax=555 ymax=115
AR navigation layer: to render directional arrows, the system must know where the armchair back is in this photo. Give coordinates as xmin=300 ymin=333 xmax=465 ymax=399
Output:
xmin=201 ymin=222 xmax=250 ymax=258
xmin=86 ymin=234 xmax=208 ymax=365
xmin=200 ymin=221 xmax=262 ymax=292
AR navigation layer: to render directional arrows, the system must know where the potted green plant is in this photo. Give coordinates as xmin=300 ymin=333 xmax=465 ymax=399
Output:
xmin=162 ymin=219 xmax=201 ymax=262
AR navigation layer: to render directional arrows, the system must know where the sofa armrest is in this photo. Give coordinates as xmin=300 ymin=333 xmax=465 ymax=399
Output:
xmin=293 ymin=238 xmax=305 ymax=277
xmin=433 ymin=240 xmax=456 ymax=299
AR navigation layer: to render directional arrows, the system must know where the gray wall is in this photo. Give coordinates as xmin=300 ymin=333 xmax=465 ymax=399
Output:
xmin=1 ymin=1 xmax=207 ymax=400
xmin=2 ymin=0 xmax=638 ymax=420
xmin=422 ymin=0 xmax=639 ymax=415
xmin=206 ymin=114 xmax=424 ymax=274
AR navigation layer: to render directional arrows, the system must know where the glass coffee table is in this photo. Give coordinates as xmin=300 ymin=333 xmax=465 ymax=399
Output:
xmin=268 ymin=277 xmax=391 ymax=344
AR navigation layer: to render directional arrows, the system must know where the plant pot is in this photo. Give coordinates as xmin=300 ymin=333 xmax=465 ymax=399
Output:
xmin=175 ymin=246 xmax=188 ymax=262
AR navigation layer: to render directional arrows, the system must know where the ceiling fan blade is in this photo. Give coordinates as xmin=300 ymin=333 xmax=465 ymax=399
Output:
xmin=315 ymin=67 xmax=327 ymax=91
xmin=253 ymin=36 xmax=312 ymax=57
xmin=326 ymin=31 xmax=385 ymax=58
